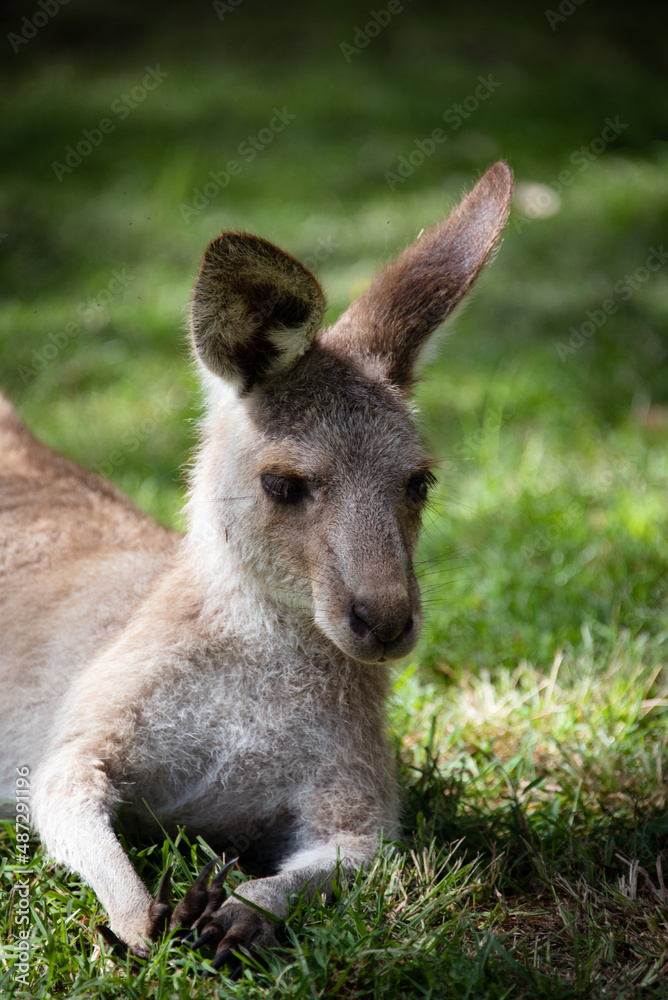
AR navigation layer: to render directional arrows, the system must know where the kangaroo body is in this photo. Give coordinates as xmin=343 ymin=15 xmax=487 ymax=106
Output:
xmin=0 ymin=163 xmax=512 ymax=965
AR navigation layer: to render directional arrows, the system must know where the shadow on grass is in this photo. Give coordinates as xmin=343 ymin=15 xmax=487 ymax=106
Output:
xmin=398 ymin=742 xmax=668 ymax=997
xmin=400 ymin=739 xmax=668 ymax=891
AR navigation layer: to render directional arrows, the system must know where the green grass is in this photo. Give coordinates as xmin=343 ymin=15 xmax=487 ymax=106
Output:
xmin=1 ymin=3 xmax=667 ymax=997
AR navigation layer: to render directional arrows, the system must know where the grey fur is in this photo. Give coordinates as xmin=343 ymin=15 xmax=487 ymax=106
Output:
xmin=0 ymin=162 xmax=513 ymax=963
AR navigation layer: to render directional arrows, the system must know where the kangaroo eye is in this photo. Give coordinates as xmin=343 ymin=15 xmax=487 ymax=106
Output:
xmin=407 ymin=471 xmax=436 ymax=503
xmin=261 ymin=474 xmax=309 ymax=504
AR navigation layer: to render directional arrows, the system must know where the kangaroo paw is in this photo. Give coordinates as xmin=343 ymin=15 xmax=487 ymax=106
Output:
xmin=172 ymin=855 xmax=238 ymax=938
xmin=97 ymin=856 xmax=240 ymax=963
xmin=191 ymin=900 xmax=279 ymax=973
xmin=95 ymin=868 xmax=171 ymax=961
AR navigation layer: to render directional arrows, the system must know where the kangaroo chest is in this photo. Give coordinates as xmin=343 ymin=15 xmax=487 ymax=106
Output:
xmin=122 ymin=651 xmax=379 ymax=826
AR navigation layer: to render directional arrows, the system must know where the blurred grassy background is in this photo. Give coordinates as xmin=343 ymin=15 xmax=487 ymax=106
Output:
xmin=1 ymin=2 xmax=668 ymax=993
xmin=1 ymin=0 xmax=667 ymax=671
xmin=1 ymin=0 xmax=666 ymax=673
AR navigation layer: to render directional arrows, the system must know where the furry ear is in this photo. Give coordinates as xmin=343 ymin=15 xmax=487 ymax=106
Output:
xmin=318 ymin=161 xmax=513 ymax=390
xmin=190 ymin=232 xmax=326 ymax=392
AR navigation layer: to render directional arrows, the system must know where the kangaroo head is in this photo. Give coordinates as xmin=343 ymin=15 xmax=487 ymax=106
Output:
xmin=189 ymin=162 xmax=513 ymax=663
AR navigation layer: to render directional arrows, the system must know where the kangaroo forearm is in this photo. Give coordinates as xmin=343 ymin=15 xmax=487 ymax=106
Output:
xmin=33 ymin=752 xmax=153 ymax=944
xmin=231 ymin=864 xmax=340 ymax=918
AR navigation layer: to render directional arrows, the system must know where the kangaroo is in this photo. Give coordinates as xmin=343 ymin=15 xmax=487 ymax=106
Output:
xmin=0 ymin=162 xmax=513 ymax=970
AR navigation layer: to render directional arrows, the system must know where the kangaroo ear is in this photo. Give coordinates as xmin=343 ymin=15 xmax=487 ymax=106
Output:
xmin=190 ymin=232 xmax=326 ymax=392
xmin=319 ymin=161 xmax=513 ymax=390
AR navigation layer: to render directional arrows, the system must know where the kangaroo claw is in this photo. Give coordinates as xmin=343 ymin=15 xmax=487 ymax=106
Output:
xmin=171 ymin=855 xmax=238 ymax=937
xmin=168 ymin=856 xmax=218 ymax=931
xmin=191 ymin=926 xmax=219 ymax=951
xmin=189 ymin=900 xmax=279 ymax=973
xmin=147 ymin=865 xmax=173 ymax=939
xmin=211 ymin=949 xmax=243 ymax=977
xmin=96 ymin=923 xmax=129 ymax=958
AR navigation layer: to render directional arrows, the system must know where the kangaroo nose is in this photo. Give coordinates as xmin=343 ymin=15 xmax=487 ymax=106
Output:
xmin=349 ymin=601 xmax=414 ymax=645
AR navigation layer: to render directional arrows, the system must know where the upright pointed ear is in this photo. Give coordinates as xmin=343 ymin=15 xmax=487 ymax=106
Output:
xmin=190 ymin=232 xmax=326 ymax=392
xmin=318 ymin=161 xmax=513 ymax=390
